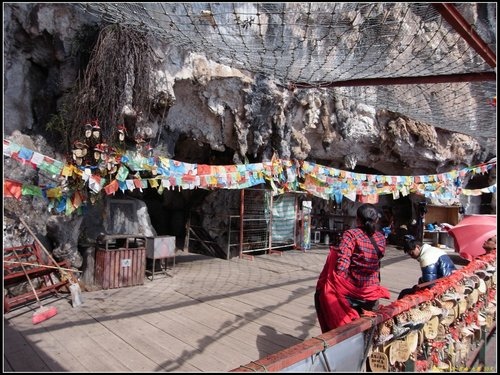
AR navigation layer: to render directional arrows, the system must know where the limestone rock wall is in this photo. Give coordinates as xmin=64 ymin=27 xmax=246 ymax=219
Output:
xmin=4 ymin=3 xmax=494 ymax=174
xmin=3 ymin=3 xmax=496 ymax=266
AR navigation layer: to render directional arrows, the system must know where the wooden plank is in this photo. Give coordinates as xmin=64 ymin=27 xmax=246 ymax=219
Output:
xmin=31 ymin=303 xmax=132 ymax=372
xmin=165 ymin=306 xmax=265 ymax=357
xmin=6 ymin=244 xmax=449 ymax=373
xmin=138 ymin=311 xmax=233 ymax=372
xmin=154 ymin=308 xmax=258 ymax=368
xmin=5 ymin=305 xmax=89 ymax=372
xmin=227 ymin=288 xmax=317 ymax=324
xmin=170 ymin=301 xmax=303 ymax=358
xmin=59 ymin=302 xmax=160 ymax=372
xmin=94 ymin=311 xmax=201 ymax=372
xmin=184 ymin=284 xmax=317 ymax=326
xmin=3 ymin=319 xmax=53 ymax=372
xmin=108 ymin=288 xmax=258 ymax=368
xmin=380 ymin=261 xmax=422 ymax=301
xmin=201 ymin=294 xmax=320 ymax=339
xmin=75 ymin=286 xmax=220 ymax=372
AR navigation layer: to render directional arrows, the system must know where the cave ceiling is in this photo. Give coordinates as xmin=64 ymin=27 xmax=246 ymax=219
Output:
xmin=80 ymin=2 xmax=496 ymax=146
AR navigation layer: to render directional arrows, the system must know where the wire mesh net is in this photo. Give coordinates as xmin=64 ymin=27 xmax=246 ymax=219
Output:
xmin=79 ymin=3 xmax=496 ymax=144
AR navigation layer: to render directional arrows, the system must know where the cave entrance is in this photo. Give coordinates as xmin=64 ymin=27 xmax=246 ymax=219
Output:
xmin=186 ymin=188 xmax=301 ymax=260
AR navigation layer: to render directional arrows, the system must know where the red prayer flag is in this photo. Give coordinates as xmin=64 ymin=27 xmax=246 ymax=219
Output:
xmin=4 ymin=179 xmax=22 ymax=200
xmin=104 ymin=180 xmax=119 ymax=195
xmin=197 ymin=164 xmax=212 ymax=175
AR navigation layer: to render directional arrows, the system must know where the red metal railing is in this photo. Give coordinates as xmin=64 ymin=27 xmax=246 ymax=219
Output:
xmin=231 ymin=251 xmax=496 ymax=372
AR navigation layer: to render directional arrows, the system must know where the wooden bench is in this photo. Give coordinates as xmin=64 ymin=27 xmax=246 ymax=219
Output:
xmin=3 ymin=242 xmax=71 ymax=312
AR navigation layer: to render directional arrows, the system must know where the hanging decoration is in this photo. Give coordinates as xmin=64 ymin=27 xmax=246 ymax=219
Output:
xmin=135 ymin=136 xmax=146 ymax=155
xmin=372 ymin=251 xmax=496 ymax=372
xmin=3 ymin=138 xmax=496 ymax=216
xmin=94 ymin=143 xmax=110 ymax=163
xmin=117 ymin=124 xmax=127 ymax=142
xmin=84 ymin=122 xmax=93 ymax=139
xmin=91 ymin=119 xmax=101 ymax=140
xmin=71 ymin=141 xmax=88 ymax=166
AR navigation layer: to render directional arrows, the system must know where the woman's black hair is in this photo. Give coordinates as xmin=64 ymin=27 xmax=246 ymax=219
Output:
xmin=357 ymin=203 xmax=379 ymax=236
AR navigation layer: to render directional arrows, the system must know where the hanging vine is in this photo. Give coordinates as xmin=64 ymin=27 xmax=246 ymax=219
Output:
xmin=67 ymin=23 xmax=158 ymax=147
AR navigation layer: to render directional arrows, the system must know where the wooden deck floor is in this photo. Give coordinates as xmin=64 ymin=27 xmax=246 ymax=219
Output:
xmin=2 ymin=244 xmax=492 ymax=372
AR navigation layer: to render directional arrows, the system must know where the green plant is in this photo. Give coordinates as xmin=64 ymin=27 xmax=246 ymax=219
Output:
xmin=45 ymin=106 xmax=72 ymax=152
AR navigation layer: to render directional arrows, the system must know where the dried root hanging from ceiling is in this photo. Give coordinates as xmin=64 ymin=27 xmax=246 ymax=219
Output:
xmin=67 ymin=24 xmax=159 ymax=148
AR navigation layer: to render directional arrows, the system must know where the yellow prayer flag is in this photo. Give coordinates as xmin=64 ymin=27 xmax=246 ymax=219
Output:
xmin=46 ymin=187 xmax=62 ymax=198
xmin=61 ymin=164 xmax=73 ymax=177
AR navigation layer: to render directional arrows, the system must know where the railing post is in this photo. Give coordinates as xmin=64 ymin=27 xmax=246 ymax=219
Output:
xmin=404 ymin=358 xmax=415 ymax=372
xmin=478 ymin=325 xmax=487 ymax=367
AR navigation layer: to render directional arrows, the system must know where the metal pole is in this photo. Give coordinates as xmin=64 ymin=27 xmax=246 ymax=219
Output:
xmin=268 ymin=191 xmax=273 ymax=253
xmin=294 ymin=195 xmax=299 ymax=250
xmin=226 ymin=217 xmax=231 ymax=260
xmin=239 ymin=189 xmax=244 ymax=258
xmin=184 ymin=211 xmax=191 ymax=252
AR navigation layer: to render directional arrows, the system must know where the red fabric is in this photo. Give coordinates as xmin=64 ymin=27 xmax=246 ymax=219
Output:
xmin=197 ymin=164 xmax=211 ymax=176
xmin=315 ymin=247 xmax=390 ymax=333
xmin=182 ymin=172 xmax=196 ymax=183
xmin=104 ymin=179 xmax=119 ymax=195
xmin=357 ymin=194 xmax=379 ymax=204
xmin=447 ymin=215 xmax=496 ymax=257
xmin=4 ymin=179 xmax=22 ymax=200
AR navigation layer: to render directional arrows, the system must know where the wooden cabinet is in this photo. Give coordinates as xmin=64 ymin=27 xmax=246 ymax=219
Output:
xmin=425 ymin=205 xmax=460 ymax=225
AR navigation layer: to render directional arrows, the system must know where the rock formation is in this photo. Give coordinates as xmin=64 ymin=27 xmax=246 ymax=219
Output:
xmin=3 ymin=3 xmax=496 ymax=267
